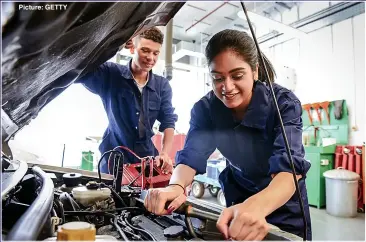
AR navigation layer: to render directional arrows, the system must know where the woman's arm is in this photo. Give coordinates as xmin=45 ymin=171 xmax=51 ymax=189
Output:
xmin=239 ymin=172 xmax=302 ymax=217
xmin=169 ymin=164 xmax=197 ymax=188
xmin=217 ymin=97 xmax=311 ymax=241
xmin=144 ymin=98 xmax=216 ymax=215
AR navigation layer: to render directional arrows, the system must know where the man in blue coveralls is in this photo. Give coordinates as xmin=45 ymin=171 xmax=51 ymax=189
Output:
xmin=77 ymin=27 xmax=178 ymax=174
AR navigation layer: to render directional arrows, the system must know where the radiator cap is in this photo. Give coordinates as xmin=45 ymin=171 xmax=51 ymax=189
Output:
xmin=57 ymin=221 xmax=96 ymax=241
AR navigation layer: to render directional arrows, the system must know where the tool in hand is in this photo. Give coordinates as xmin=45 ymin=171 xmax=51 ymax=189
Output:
xmin=302 ymin=104 xmax=313 ymax=125
xmin=319 ymin=101 xmax=330 ymax=124
xmin=311 ymin=102 xmax=322 ymax=124
xmin=166 ymin=201 xmax=219 ymax=221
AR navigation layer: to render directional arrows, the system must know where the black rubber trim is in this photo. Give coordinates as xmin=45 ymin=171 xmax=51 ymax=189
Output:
xmin=6 ymin=166 xmax=54 ymax=241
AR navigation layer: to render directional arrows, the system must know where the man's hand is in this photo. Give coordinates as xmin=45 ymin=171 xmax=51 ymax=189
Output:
xmin=155 ymin=152 xmax=173 ymax=174
xmin=216 ymin=199 xmax=270 ymax=241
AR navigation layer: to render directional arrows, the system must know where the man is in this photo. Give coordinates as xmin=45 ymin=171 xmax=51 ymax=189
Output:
xmin=77 ymin=27 xmax=178 ymax=174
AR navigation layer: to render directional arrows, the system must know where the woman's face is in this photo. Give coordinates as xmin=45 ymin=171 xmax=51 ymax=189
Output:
xmin=209 ymin=50 xmax=258 ymax=111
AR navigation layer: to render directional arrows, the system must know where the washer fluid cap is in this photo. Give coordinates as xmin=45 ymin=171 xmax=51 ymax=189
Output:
xmin=63 ymin=173 xmax=82 ymax=187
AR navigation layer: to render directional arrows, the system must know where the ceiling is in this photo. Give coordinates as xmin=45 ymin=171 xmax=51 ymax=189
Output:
xmin=171 ymin=1 xmax=299 ymax=45
xmin=118 ymin=2 xmax=301 ymax=68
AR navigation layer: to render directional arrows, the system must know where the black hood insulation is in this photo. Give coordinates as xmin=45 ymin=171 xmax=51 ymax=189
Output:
xmin=1 ymin=2 xmax=184 ymax=142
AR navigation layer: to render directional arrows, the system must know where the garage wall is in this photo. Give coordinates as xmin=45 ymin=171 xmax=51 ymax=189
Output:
xmin=264 ymin=13 xmax=365 ymax=145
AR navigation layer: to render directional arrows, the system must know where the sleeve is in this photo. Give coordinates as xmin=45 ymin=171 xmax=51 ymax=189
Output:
xmin=175 ymin=100 xmax=216 ymax=175
xmin=75 ymin=62 xmax=111 ymax=95
xmin=157 ymin=79 xmax=178 ymax=132
xmin=268 ymin=98 xmax=311 ymax=176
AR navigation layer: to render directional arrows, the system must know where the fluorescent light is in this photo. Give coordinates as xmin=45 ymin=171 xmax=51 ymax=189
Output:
xmin=237 ymin=10 xmax=308 ymax=39
xmin=172 ymin=49 xmax=205 ymax=62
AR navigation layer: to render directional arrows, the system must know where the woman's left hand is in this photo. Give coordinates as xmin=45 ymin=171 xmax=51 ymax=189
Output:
xmin=216 ymin=200 xmax=270 ymax=241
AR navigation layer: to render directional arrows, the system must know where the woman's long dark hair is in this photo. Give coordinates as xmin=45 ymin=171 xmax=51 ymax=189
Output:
xmin=205 ymin=29 xmax=276 ymax=82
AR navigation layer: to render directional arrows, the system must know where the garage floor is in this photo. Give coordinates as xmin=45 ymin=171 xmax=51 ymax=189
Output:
xmin=197 ymin=189 xmax=365 ymax=241
xmin=310 ymin=206 xmax=365 ymax=240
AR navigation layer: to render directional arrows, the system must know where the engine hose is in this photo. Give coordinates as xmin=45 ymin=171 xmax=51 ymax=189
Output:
xmin=184 ymin=216 xmax=199 ymax=239
xmin=116 ymin=221 xmax=142 ymax=240
xmin=108 ymin=186 xmax=128 ymax=207
xmin=54 ymin=199 xmax=65 ymax=224
xmin=99 ymin=183 xmax=128 ymax=207
xmin=98 ymin=150 xmax=124 ymax=183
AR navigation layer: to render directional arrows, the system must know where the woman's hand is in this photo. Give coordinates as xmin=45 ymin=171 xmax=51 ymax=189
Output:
xmin=216 ymin=199 xmax=270 ymax=241
xmin=144 ymin=185 xmax=186 ymax=215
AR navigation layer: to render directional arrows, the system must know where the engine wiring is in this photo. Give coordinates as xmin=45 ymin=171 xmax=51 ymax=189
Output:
xmin=113 ymin=216 xmax=129 ymax=241
xmin=62 ymin=207 xmax=157 ymax=241
xmin=97 ymin=150 xmax=124 ymax=183
xmin=105 ymin=145 xmax=157 ymax=190
xmin=99 ymin=182 xmax=128 ymax=207
xmin=121 ymin=212 xmax=158 ymax=241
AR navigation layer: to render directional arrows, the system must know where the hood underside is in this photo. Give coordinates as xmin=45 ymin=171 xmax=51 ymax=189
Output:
xmin=1 ymin=2 xmax=184 ymax=143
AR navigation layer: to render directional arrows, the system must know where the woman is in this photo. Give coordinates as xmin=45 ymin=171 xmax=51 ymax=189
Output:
xmin=144 ymin=29 xmax=312 ymax=241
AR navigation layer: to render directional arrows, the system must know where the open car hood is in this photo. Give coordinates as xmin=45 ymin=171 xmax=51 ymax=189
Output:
xmin=1 ymin=2 xmax=184 ymax=145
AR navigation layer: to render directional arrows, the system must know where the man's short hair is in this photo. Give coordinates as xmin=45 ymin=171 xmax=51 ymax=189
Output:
xmin=136 ymin=27 xmax=164 ymax=45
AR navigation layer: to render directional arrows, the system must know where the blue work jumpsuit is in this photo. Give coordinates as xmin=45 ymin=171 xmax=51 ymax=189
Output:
xmin=176 ymin=81 xmax=312 ymax=240
xmin=77 ymin=60 xmax=178 ymax=173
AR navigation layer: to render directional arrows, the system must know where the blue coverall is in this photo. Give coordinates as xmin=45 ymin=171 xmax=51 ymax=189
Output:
xmin=77 ymin=60 xmax=178 ymax=173
xmin=176 ymin=81 xmax=312 ymax=240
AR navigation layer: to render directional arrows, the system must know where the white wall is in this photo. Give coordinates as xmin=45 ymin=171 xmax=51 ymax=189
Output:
xmin=264 ymin=13 xmax=365 ymax=145
xmin=169 ymin=69 xmax=206 ymax=133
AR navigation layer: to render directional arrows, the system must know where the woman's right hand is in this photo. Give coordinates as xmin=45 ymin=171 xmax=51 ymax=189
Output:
xmin=144 ymin=185 xmax=187 ymax=215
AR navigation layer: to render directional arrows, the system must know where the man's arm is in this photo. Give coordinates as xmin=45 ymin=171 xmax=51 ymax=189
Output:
xmin=161 ymin=127 xmax=175 ymax=155
xmin=155 ymin=79 xmax=178 ymax=171
xmin=157 ymin=79 xmax=178 ymax=132
xmin=75 ymin=62 xmax=111 ymax=95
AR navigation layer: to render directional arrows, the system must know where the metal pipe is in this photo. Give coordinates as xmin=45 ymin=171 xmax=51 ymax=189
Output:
xmin=185 ymin=1 xmax=228 ymax=32
xmin=164 ymin=19 xmax=173 ymax=81
xmin=187 ymin=206 xmax=219 ymax=221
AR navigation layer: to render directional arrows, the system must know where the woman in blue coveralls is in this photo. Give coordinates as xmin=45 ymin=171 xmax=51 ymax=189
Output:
xmin=144 ymin=29 xmax=312 ymax=241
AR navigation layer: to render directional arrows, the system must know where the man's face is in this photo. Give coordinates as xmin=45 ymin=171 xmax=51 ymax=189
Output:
xmin=133 ymin=37 xmax=161 ymax=72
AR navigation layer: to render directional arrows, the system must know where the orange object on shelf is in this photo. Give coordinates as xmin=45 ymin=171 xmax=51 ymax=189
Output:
xmin=319 ymin=101 xmax=331 ymax=124
xmin=302 ymin=104 xmax=313 ymax=125
xmin=311 ymin=102 xmax=322 ymax=124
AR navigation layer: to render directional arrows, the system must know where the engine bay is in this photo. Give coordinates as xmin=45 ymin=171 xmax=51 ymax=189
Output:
xmin=2 ymin=154 xmax=301 ymax=241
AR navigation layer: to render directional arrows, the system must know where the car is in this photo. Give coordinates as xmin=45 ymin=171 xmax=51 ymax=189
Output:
xmin=2 ymin=2 xmax=301 ymax=241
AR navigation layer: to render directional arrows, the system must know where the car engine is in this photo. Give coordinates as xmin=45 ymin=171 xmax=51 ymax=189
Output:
xmin=2 ymin=154 xmax=301 ymax=241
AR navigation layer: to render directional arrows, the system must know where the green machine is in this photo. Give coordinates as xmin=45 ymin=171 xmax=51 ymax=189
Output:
xmin=302 ymin=100 xmax=349 ymax=208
